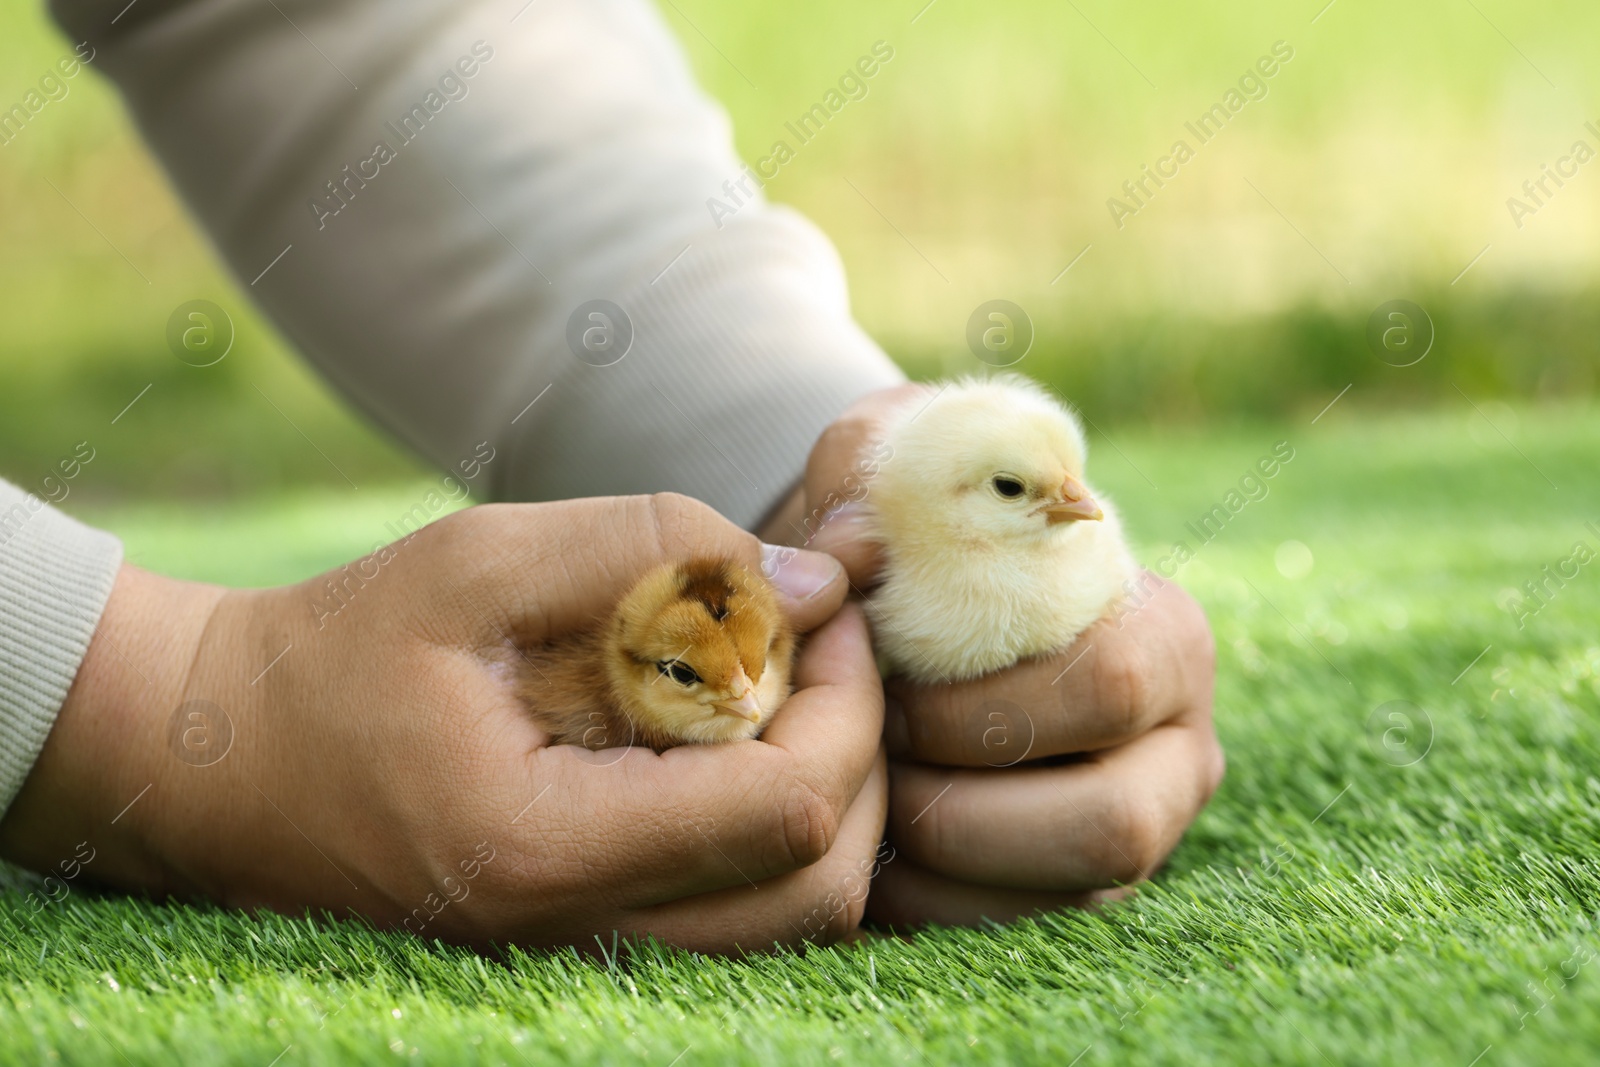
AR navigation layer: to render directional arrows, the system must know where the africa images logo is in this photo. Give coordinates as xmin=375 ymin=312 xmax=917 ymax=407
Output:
xmin=308 ymin=41 xmax=495 ymax=230
xmin=1105 ymin=40 xmax=1295 ymax=230
xmin=705 ymin=41 xmax=896 ymax=228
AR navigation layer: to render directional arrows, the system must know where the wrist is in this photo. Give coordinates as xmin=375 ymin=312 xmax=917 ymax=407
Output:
xmin=0 ymin=564 xmax=227 ymax=893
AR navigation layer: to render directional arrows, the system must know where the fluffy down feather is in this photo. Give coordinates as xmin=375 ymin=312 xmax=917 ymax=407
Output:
xmin=519 ymin=558 xmax=793 ymax=750
xmin=863 ymin=376 xmax=1136 ymax=683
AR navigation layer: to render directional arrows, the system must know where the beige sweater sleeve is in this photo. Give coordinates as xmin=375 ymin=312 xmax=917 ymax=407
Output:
xmin=51 ymin=0 xmax=907 ymax=529
xmin=0 ymin=480 xmax=122 ymax=817
xmin=12 ymin=0 xmax=902 ymax=814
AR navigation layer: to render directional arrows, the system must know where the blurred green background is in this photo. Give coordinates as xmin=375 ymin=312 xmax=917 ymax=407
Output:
xmin=2 ymin=0 xmax=1597 ymax=500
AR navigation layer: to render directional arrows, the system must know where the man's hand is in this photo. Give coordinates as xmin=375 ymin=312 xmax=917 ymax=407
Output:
xmin=783 ymin=385 xmax=1224 ymax=926
xmin=0 ymin=494 xmax=887 ymax=952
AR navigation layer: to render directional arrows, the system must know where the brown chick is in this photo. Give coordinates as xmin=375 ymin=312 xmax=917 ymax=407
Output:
xmin=519 ymin=558 xmax=794 ymax=751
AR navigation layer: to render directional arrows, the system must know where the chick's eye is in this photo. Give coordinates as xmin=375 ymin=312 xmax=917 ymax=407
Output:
xmin=658 ymin=660 xmax=700 ymax=686
xmin=992 ymin=476 xmax=1026 ymax=500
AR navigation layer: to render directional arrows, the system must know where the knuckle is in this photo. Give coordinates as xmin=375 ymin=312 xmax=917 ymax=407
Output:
xmin=1092 ymin=637 xmax=1149 ymax=735
xmin=1187 ymin=603 xmax=1218 ymax=678
xmin=778 ymin=777 xmax=840 ymax=870
xmin=646 ymin=492 xmax=720 ymax=540
xmin=840 ymin=881 xmax=869 ymax=934
xmin=1126 ymin=799 xmax=1164 ymax=883
xmin=800 ymin=857 xmax=874 ymax=946
xmin=821 ymin=893 xmax=863 ymax=944
xmin=1164 ymin=585 xmax=1217 ymax=676
xmin=643 ymin=492 xmax=753 ymax=562
xmin=1109 ymin=794 xmax=1166 ymax=884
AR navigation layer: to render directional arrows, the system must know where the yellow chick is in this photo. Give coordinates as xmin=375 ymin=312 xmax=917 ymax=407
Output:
xmin=521 ymin=558 xmax=794 ymax=750
xmin=863 ymin=375 xmax=1136 ymax=683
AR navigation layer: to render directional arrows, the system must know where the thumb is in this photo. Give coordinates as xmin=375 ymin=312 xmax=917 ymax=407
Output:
xmin=425 ymin=494 xmax=847 ymax=643
xmin=801 ymin=384 xmax=933 ymax=588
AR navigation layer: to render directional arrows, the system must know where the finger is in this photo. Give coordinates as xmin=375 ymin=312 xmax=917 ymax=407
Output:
xmin=506 ymin=606 xmax=883 ymax=905
xmin=885 ymin=720 xmax=1223 ymax=892
xmin=756 ymin=543 xmax=851 ymax=632
xmin=800 ymin=384 xmax=933 ymax=587
xmin=864 ymin=854 xmax=1130 ymax=928
xmin=757 ymin=604 xmax=886 ymax=829
xmin=423 ymin=494 xmax=846 ymax=641
xmin=634 ymin=749 xmax=889 ymax=953
xmin=886 ymin=573 xmax=1215 ymax=765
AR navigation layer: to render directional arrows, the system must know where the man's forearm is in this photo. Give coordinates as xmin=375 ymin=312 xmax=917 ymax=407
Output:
xmin=54 ymin=0 xmax=906 ymax=528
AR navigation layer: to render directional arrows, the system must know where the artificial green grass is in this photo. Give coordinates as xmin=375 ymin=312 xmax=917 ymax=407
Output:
xmin=4 ymin=399 xmax=1599 ymax=1065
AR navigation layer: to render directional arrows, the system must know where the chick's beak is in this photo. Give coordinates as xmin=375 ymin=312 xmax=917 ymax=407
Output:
xmin=712 ymin=667 xmax=764 ymax=723
xmin=1043 ymin=474 xmax=1104 ymax=524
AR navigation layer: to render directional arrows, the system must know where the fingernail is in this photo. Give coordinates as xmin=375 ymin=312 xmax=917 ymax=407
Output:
xmin=761 ymin=543 xmax=843 ymax=601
